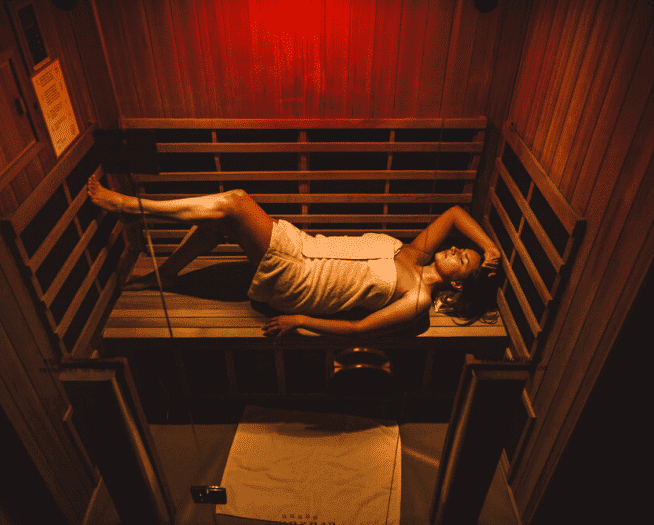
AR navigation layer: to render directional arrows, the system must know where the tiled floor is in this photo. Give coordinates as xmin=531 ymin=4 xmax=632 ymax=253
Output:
xmin=149 ymin=419 xmax=519 ymax=525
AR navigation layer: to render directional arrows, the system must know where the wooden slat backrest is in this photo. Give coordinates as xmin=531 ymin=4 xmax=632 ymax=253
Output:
xmin=483 ymin=122 xmax=586 ymax=361
xmin=120 ymin=117 xmax=487 ymax=255
xmin=0 ymin=126 xmax=131 ymax=357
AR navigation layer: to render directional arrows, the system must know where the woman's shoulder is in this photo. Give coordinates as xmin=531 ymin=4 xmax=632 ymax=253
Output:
xmin=397 ymin=244 xmax=432 ymax=266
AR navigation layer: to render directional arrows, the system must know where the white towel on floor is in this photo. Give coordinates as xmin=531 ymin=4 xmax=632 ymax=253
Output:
xmin=217 ymin=405 xmax=401 ymax=525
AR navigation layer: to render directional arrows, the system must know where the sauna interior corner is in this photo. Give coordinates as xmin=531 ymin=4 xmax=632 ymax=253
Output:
xmin=5 ymin=0 xmax=652 ymax=523
xmin=1 ymin=115 xmax=582 ymax=525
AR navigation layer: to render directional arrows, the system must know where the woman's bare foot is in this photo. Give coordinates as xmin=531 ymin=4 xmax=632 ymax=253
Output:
xmin=122 ymin=271 xmax=175 ymax=291
xmin=87 ymin=174 xmax=125 ymax=213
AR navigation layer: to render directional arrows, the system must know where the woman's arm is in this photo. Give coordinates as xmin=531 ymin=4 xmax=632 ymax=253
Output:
xmin=262 ymin=289 xmax=432 ymax=338
xmin=411 ymin=205 xmax=500 ymax=272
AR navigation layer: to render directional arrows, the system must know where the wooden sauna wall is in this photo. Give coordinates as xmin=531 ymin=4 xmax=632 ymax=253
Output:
xmin=0 ymin=1 xmax=119 ymax=521
xmin=93 ymin=0 xmax=532 ymax=214
xmin=503 ymin=0 xmax=654 ymax=521
xmin=0 ymin=0 xmax=118 ymax=216
xmin=94 ymin=0 xmax=527 ymax=119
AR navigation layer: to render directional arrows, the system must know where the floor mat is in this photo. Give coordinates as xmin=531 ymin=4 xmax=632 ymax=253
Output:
xmin=217 ymin=405 xmax=401 ymax=525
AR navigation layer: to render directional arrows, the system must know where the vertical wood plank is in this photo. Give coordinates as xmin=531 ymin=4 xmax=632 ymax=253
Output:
xmin=221 ymin=0 xmax=255 ymax=117
xmin=277 ymin=1 xmax=323 ymax=118
xmin=303 ymin=0 xmax=323 ymax=118
xmin=195 ymin=0 xmax=224 ymax=117
xmin=571 ymin=16 xmax=653 ymax=213
xmin=169 ymin=0 xmax=209 ymax=117
xmin=472 ymin=0 xmax=532 ymax=218
xmin=370 ymin=0 xmax=402 ymax=117
xmin=48 ymin=3 xmax=94 ymax=130
xmin=463 ymin=2 xmax=503 ymax=117
xmin=548 ymin=0 xmax=618 ymax=187
xmin=417 ymin=0 xmax=455 ymax=117
xmin=141 ymin=0 xmax=188 ymax=117
xmin=321 ymin=0 xmax=351 ymax=117
xmin=347 ymin=0 xmax=376 ymax=117
xmin=530 ymin=0 xmax=594 ymax=161
xmin=539 ymin=0 xmax=602 ymax=177
xmin=441 ymin=0 xmax=479 ymax=117
xmin=92 ymin=0 xmax=141 ymax=117
xmin=116 ymin=0 xmax=164 ymax=118
xmin=521 ymin=0 xmax=571 ymax=145
xmin=393 ymin=0 xmax=429 ymax=117
xmin=560 ymin=0 xmax=644 ymax=201
xmin=511 ymin=0 xmax=560 ymax=136
xmin=248 ymin=0 xmax=282 ymax=117
xmin=34 ymin=0 xmax=88 ymax=133
xmin=298 ymin=130 xmax=309 ymax=227
xmin=69 ymin=0 xmax=120 ymax=128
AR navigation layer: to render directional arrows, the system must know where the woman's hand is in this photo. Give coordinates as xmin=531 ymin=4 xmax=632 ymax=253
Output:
xmin=262 ymin=315 xmax=301 ymax=338
xmin=482 ymin=245 xmax=501 ymax=277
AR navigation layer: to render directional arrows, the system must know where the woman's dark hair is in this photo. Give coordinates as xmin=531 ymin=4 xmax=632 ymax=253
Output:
xmin=434 ymin=253 xmax=500 ymax=325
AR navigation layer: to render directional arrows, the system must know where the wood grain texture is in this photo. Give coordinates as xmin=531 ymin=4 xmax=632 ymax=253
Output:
xmin=528 ymin=0 xmax=589 ymax=160
xmin=105 ymin=256 xmax=507 ymax=340
xmin=91 ymin=0 xmax=524 ymax=121
xmin=506 ymin=1 xmax=654 ymax=520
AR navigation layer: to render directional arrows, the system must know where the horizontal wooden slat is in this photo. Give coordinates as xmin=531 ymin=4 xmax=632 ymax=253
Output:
xmin=106 ymin=309 xmax=503 ymax=330
xmin=496 ymin=290 xmax=530 ymax=360
xmin=483 ymin=210 xmax=542 ymax=341
xmin=136 ymin=170 xmax=477 ymax=182
xmin=6 ymin=125 xmax=96 ymax=234
xmin=141 ymin=193 xmax=472 ymax=204
xmin=147 ymin=229 xmax=425 ymax=241
xmin=55 ymin=221 xmax=123 ymax=340
xmin=147 ymin=214 xmax=440 ymax=226
xmin=43 ymin=209 xmax=100 ymax=307
xmin=500 ymin=253 xmax=542 ymax=339
xmin=158 ymin=141 xmax=484 ymax=154
xmin=278 ymin=214 xmax=439 ymax=223
xmin=69 ymin=272 xmax=118 ymax=358
xmin=103 ymin=325 xmax=507 ymax=339
xmin=122 ymin=117 xmax=488 ymax=130
xmin=107 ymin=307 xmax=504 ymax=330
xmin=29 ymin=167 xmax=100 ymax=274
xmin=487 ymin=194 xmax=552 ymax=305
xmin=503 ymin=121 xmax=582 ymax=234
xmin=496 ymin=157 xmax=564 ymax=272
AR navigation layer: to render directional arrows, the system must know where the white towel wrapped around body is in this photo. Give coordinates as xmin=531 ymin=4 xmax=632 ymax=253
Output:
xmin=247 ymin=220 xmax=403 ymax=315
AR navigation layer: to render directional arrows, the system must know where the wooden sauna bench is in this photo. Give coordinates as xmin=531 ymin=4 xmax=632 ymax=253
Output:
xmin=96 ymin=118 xmax=512 ymax=415
xmin=104 ymin=254 xmax=509 ymax=343
xmin=102 ymin=117 xmax=508 ymax=350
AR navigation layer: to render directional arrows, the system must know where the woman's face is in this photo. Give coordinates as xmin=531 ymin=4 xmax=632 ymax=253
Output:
xmin=434 ymin=246 xmax=481 ymax=283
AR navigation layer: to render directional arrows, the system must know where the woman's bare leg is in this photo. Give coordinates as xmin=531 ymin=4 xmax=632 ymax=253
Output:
xmin=88 ymin=173 xmax=233 ymax=222
xmin=123 ymin=222 xmax=226 ymax=290
xmin=87 ymin=175 xmax=275 ymax=288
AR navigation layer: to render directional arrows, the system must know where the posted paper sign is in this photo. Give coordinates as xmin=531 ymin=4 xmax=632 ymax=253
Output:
xmin=32 ymin=59 xmax=79 ymax=157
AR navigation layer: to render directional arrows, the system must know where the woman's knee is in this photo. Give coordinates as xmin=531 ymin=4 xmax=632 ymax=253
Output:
xmin=225 ymin=189 xmax=249 ymax=210
xmin=229 ymin=188 xmax=249 ymax=200
xmin=212 ymin=189 xmax=248 ymax=216
xmin=227 ymin=189 xmax=259 ymax=215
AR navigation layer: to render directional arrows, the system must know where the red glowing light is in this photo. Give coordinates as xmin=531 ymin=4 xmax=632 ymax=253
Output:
xmin=250 ymin=0 xmax=323 ymax=39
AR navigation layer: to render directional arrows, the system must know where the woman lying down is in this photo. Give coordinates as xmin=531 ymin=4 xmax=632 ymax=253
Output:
xmin=88 ymin=175 xmax=501 ymax=338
